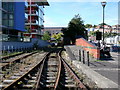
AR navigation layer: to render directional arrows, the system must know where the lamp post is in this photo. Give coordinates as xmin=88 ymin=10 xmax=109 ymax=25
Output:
xmin=101 ymin=1 xmax=107 ymax=46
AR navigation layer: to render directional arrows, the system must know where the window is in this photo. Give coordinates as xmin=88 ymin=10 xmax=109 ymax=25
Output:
xmin=2 ymin=12 xmax=8 ymax=19
xmin=8 ymin=20 xmax=13 ymax=27
xmin=9 ymin=14 xmax=13 ymax=19
xmin=2 ymin=19 xmax=8 ymax=26
xmin=8 ymin=2 xmax=14 ymax=12
xmin=2 ymin=2 xmax=8 ymax=11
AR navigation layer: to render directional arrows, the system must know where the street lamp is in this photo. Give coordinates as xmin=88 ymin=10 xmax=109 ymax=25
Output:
xmin=101 ymin=1 xmax=107 ymax=46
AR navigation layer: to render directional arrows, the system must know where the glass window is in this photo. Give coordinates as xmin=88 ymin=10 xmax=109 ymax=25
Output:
xmin=2 ymin=19 xmax=8 ymax=26
xmin=8 ymin=20 xmax=13 ymax=27
xmin=8 ymin=2 xmax=14 ymax=12
xmin=9 ymin=14 xmax=13 ymax=19
xmin=2 ymin=2 xmax=8 ymax=11
xmin=2 ymin=12 xmax=8 ymax=19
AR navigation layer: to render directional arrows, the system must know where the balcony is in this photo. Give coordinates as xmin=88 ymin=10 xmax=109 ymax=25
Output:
xmin=25 ymin=13 xmax=28 ymax=19
xmin=25 ymin=20 xmax=39 ymax=26
xmin=25 ymin=1 xmax=28 ymax=9
xmin=26 ymin=10 xmax=39 ymax=16
xmin=25 ymin=1 xmax=28 ymax=7
xmin=31 ymin=30 xmax=41 ymax=35
xmin=28 ymin=4 xmax=39 ymax=9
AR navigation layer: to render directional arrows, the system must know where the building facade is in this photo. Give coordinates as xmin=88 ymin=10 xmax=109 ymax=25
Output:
xmin=0 ymin=2 xmax=26 ymax=41
xmin=43 ymin=27 xmax=65 ymax=36
xmin=24 ymin=1 xmax=49 ymax=39
xmin=0 ymin=0 xmax=49 ymax=41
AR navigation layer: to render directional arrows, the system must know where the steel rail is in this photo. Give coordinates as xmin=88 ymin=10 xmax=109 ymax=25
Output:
xmin=33 ymin=53 xmax=49 ymax=90
xmin=34 ymin=50 xmax=61 ymax=90
xmin=1 ymin=52 xmax=24 ymax=60
xmin=3 ymin=53 xmax=48 ymax=90
xmin=1 ymin=51 xmax=37 ymax=70
xmin=59 ymin=51 xmax=87 ymax=90
xmin=54 ymin=50 xmax=62 ymax=90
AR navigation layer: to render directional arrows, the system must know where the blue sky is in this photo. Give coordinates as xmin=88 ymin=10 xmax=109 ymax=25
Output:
xmin=44 ymin=1 xmax=118 ymax=27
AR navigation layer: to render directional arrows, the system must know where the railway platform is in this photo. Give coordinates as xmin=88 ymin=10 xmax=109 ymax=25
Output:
xmin=64 ymin=45 xmax=119 ymax=89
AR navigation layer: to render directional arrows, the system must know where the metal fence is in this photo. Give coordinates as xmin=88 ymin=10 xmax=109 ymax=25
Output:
xmin=64 ymin=45 xmax=96 ymax=66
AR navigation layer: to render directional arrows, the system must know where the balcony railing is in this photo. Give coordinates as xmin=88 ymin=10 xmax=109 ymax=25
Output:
xmin=25 ymin=13 xmax=28 ymax=19
xmin=26 ymin=10 xmax=38 ymax=16
xmin=28 ymin=4 xmax=39 ymax=8
xmin=25 ymin=1 xmax=28 ymax=7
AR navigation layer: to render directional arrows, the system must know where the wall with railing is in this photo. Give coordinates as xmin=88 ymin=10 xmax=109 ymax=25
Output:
xmin=75 ymin=38 xmax=100 ymax=59
xmin=0 ymin=38 xmax=50 ymax=52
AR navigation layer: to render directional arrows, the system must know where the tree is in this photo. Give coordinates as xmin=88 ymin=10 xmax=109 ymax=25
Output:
xmin=85 ymin=24 xmax=92 ymax=28
xmin=42 ymin=31 xmax=51 ymax=41
xmin=99 ymin=23 xmax=107 ymax=26
xmin=51 ymin=33 xmax=63 ymax=43
xmin=63 ymin=14 xmax=86 ymax=44
xmin=93 ymin=25 xmax=97 ymax=28
xmin=25 ymin=26 xmax=31 ymax=33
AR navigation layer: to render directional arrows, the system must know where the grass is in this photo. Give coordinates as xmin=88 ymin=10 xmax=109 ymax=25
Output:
xmin=1 ymin=51 xmax=23 ymax=57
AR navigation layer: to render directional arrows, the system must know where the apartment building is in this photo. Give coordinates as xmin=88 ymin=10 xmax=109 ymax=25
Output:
xmin=0 ymin=2 xmax=26 ymax=41
xmin=24 ymin=1 xmax=49 ymax=39
xmin=0 ymin=0 xmax=49 ymax=41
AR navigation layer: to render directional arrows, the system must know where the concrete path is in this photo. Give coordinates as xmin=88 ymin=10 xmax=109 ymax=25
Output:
xmin=64 ymin=45 xmax=119 ymax=88
xmin=89 ymin=52 xmax=119 ymax=85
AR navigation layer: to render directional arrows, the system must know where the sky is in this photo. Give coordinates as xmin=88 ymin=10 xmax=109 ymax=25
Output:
xmin=44 ymin=1 xmax=118 ymax=27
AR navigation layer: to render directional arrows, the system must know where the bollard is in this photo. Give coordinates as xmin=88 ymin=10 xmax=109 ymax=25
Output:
xmin=87 ymin=51 xmax=90 ymax=66
xmin=83 ymin=50 xmax=85 ymax=64
xmin=79 ymin=50 xmax=81 ymax=61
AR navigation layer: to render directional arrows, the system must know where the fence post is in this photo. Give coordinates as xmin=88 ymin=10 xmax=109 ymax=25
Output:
xmin=3 ymin=46 xmax=5 ymax=55
xmin=87 ymin=51 xmax=90 ymax=66
xmin=79 ymin=50 xmax=81 ymax=61
xmin=83 ymin=50 xmax=85 ymax=64
xmin=8 ymin=46 xmax=10 ymax=58
xmin=11 ymin=46 xmax=13 ymax=53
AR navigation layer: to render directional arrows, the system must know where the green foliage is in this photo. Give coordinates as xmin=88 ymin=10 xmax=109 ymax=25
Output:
xmin=42 ymin=31 xmax=51 ymax=41
xmin=25 ymin=26 xmax=31 ymax=33
xmin=85 ymin=24 xmax=92 ymax=28
xmin=93 ymin=25 xmax=97 ymax=28
xmin=99 ymin=23 xmax=107 ymax=26
xmin=62 ymin=14 xmax=86 ymax=45
xmin=89 ymin=31 xmax=96 ymax=36
xmin=51 ymin=33 xmax=63 ymax=42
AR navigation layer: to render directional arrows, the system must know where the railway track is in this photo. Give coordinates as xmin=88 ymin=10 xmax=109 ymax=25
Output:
xmin=1 ymin=52 xmax=24 ymax=60
xmin=1 ymin=51 xmax=37 ymax=70
xmin=0 ymin=51 xmax=41 ymax=84
xmin=1 ymin=50 xmax=87 ymax=90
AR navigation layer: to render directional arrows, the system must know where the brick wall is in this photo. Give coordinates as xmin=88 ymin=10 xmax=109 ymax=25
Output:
xmin=75 ymin=38 xmax=100 ymax=59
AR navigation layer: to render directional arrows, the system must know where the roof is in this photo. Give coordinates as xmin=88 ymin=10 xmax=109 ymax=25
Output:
xmin=44 ymin=27 xmax=67 ymax=29
xmin=33 ymin=0 xmax=49 ymax=6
